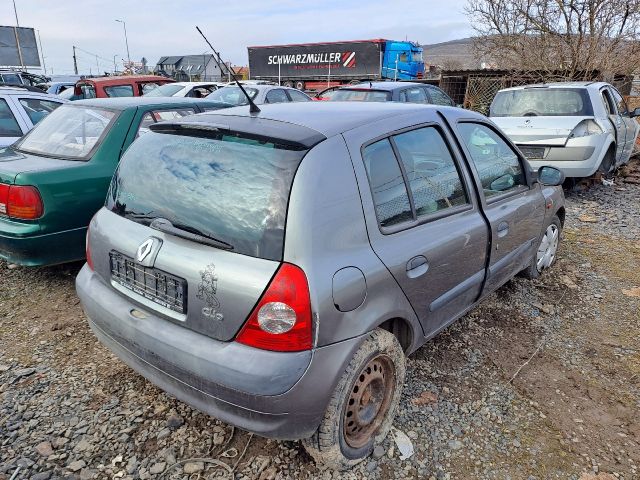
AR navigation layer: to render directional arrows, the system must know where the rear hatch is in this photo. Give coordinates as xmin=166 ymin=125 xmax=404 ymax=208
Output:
xmin=491 ymin=116 xmax=592 ymax=146
xmin=490 ymin=86 xmax=595 ymax=146
xmin=90 ymin=115 xmax=325 ymax=341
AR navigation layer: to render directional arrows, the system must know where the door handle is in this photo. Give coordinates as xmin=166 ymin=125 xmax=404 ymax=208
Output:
xmin=497 ymin=221 xmax=509 ymax=238
xmin=406 ymin=255 xmax=429 ymax=278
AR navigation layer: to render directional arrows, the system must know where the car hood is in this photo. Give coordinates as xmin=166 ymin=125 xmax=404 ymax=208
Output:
xmin=491 ymin=116 xmax=592 ymax=146
xmin=0 ymin=147 xmax=82 ymax=184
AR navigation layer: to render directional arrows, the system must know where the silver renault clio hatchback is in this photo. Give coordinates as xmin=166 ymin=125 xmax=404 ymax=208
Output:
xmin=76 ymin=102 xmax=565 ymax=469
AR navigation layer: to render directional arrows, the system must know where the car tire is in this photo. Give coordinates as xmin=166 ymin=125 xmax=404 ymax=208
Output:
xmin=598 ymin=148 xmax=615 ymax=175
xmin=521 ymin=214 xmax=562 ymax=279
xmin=302 ymin=328 xmax=405 ymax=470
xmin=294 ymin=81 xmax=305 ymax=90
xmin=283 ymin=81 xmax=294 ymax=88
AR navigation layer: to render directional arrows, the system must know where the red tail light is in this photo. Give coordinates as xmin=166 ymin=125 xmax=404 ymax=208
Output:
xmin=0 ymin=184 xmax=44 ymax=220
xmin=236 ymin=263 xmax=313 ymax=352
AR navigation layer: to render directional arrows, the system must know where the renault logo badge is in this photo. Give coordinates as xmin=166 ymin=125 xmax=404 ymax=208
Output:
xmin=136 ymin=238 xmax=162 ymax=266
xmin=136 ymin=239 xmax=154 ymax=262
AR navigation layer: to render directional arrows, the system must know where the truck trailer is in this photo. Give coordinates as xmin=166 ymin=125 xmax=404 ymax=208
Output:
xmin=247 ymin=39 xmax=424 ymax=91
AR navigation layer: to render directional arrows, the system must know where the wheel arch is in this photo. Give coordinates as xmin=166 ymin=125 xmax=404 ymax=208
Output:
xmin=555 ymin=206 xmax=566 ymax=226
xmin=377 ymin=317 xmax=416 ymax=355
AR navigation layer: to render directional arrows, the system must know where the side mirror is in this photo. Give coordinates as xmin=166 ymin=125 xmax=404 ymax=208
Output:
xmin=631 ymin=107 xmax=640 ymax=118
xmin=537 ymin=166 xmax=565 ymax=186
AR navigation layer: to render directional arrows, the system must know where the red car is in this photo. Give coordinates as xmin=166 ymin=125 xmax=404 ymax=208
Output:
xmin=68 ymin=75 xmax=174 ymax=100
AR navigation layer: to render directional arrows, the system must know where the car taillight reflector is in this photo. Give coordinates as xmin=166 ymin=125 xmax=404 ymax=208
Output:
xmin=236 ymin=263 xmax=313 ymax=352
xmin=0 ymin=184 xmax=44 ymax=220
xmin=86 ymin=225 xmax=94 ymax=270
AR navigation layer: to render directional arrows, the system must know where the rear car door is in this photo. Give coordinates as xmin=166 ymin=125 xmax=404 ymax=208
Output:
xmin=344 ymin=111 xmax=489 ymax=336
xmin=0 ymin=97 xmax=26 ymax=145
xmin=454 ymin=121 xmax=545 ymax=293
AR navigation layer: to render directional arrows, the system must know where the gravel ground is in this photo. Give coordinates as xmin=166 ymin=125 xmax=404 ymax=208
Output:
xmin=1 ymin=161 xmax=639 ymax=480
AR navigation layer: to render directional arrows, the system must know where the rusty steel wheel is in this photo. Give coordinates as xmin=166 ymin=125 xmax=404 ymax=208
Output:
xmin=343 ymin=354 xmax=396 ymax=449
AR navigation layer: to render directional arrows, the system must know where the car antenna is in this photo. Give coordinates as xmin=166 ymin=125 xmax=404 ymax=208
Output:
xmin=195 ymin=26 xmax=260 ymax=115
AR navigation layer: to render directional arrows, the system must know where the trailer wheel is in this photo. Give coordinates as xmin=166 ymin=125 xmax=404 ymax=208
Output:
xmin=283 ymin=81 xmax=294 ymax=88
xmin=295 ymin=80 xmax=305 ymax=90
xmin=349 ymin=79 xmax=361 ymax=85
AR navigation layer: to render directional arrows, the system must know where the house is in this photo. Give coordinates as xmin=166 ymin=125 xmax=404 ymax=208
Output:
xmin=154 ymin=55 xmax=224 ymax=81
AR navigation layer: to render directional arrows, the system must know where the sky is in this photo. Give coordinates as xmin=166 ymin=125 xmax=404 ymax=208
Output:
xmin=3 ymin=0 xmax=473 ymax=76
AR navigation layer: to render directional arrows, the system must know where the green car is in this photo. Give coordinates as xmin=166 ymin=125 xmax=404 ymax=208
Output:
xmin=0 ymin=97 xmax=228 ymax=266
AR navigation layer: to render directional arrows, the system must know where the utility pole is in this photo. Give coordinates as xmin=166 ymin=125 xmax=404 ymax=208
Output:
xmin=96 ymin=55 xmax=100 ymax=73
xmin=37 ymin=29 xmax=46 ymax=75
xmin=115 ymin=20 xmax=131 ymax=68
xmin=113 ymin=54 xmax=119 ymax=74
xmin=73 ymin=46 xmax=78 ymax=75
xmin=12 ymin=0 xmax=19 ymax=26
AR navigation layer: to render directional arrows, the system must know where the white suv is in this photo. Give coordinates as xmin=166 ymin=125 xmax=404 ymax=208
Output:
xmin=0 ymin=86 xmax=67 ymax=147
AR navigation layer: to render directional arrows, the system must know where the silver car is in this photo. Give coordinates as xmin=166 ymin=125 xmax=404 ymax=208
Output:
xmin=76 ymin=102 xmax=565 ymax=469
xmin=206 ymin=83 xmax=312 ymax=105
xmin=490 ymin=82 xmax=640 ymax=178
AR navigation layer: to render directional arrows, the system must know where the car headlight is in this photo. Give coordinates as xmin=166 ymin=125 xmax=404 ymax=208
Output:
xmin=569 ymin=119 xmax=603 ymax=138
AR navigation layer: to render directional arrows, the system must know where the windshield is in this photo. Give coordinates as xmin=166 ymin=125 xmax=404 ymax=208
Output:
xmin=14 ymin=105 xmax=117 ymax=160
xmin=206 ymin=87 xmax=258 ymax=106
xmin=331 ymin=89 xmax=392 ymax=102
xmin=491 ymin=88 xmax=593 ymax=117
xmin=107 ymin=131 xmax=308 ymax=260
xmin=143 ymin=83 xmax=185 ymax=97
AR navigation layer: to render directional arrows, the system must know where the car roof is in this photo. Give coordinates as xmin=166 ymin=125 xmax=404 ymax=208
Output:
xmin=78 ymin=75 xmax=172 ymax=85
xmin=167 ymin=82 xmax=221 ymax=87
xmin=72 ymin=96 xmax=227 ymax=110
xmin=176 ymin=101 xmax=474 ymax=137
xmin=341 ymin=81 xmax=429 ymax=92
xmin=499 ymin=81 xmax=610 ymax=93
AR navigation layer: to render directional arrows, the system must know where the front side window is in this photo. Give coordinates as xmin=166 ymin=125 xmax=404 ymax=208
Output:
xmin=393 ymin=127 xmax=467 ymax=217
xmin=107 ymin=131 xmax=309 ymax=261
xmin=265 ymin=89 xmax=289 ymax=104
xmin=490 ymin=88 xmax=593 ymax=117
xmin=1 ymin=73 xmax=21 ymax=85
xmin=104 ymin=85 xmax=134 ymax=97
xmin=610 ymin=88 xmax=629 ymax=116
xmin=143 ymin=84 xmax=183 ymax=97
xmin=0 ymin=99 xmax=22 ymax=137
xmin=14 ymin=105 xmax=117 ymax=160
xmin=457 ymin=123 xmax=526 ymax=198
xmin=18 ymin=98 xmax=63 ymax=124
xmin=363 ymin=139 xmax=413 ymax=227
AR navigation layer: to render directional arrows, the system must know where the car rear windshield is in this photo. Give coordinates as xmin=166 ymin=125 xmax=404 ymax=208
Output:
xmin=490 ymin=88 xmax=593 ymax=117
xmin=143 ymin=83 xmax=184 ymax=97
xmin=207 ymin=87 xmax=258 ymax=106
xmin=331 ymin=89 xmax=392 ymax=102
xmin=14 ymin=104 xmax=117 ymax=160
xmin=106 ymin=130 xmax=308 ymax=261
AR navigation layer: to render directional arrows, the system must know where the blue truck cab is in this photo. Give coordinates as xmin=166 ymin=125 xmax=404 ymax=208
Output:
xmin=381 ymin=41 xmax=424 ymax=81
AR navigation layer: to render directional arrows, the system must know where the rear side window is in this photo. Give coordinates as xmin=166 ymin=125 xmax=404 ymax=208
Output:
xmin=362 ymin=139 xmax=413 ymax=227
xmin=136 ymin=109 xmax=196 ymax=136
xmin=18 ymin=98 xmax=63 ymax=124
xmin=610 ymin=88 xmax=629 ymax=116
xmin=457 ymin=123 xmax=526 ymax=198
xmin=400 ymin=88 xmax=427 ymax=104
xmin=104 ymin=85 xmax=134 ymax=97
xmin=332 ymin=90 xmax=392 ymax=102
xmin=393 ymin=127 xmax=467 ymax=216
xmin=0 ymin=99 xmax=22 ymax=137
xmin=79 ymin=84 xmax=96 ymax=99
xmin=107 ymin=131 xmax=309 ymax=261
xmin=265 ymin=89 xmax=289 ymax=104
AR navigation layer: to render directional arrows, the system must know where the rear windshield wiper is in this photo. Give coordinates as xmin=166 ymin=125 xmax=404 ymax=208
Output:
xmin=149 ymin=217 xmax=234 ymax=251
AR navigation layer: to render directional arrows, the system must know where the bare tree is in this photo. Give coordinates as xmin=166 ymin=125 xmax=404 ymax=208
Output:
xmin=466 ymin=0 xmax=640 ymax=80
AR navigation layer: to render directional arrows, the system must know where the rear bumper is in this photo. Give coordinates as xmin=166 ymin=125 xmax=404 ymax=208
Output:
xmin=76 ymin=265 xmax=364 ymax=440
xmin=521 ymin=136 xmax=608 ymax=178
xmin=0 ymin=221 xmax=86 ymax=266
